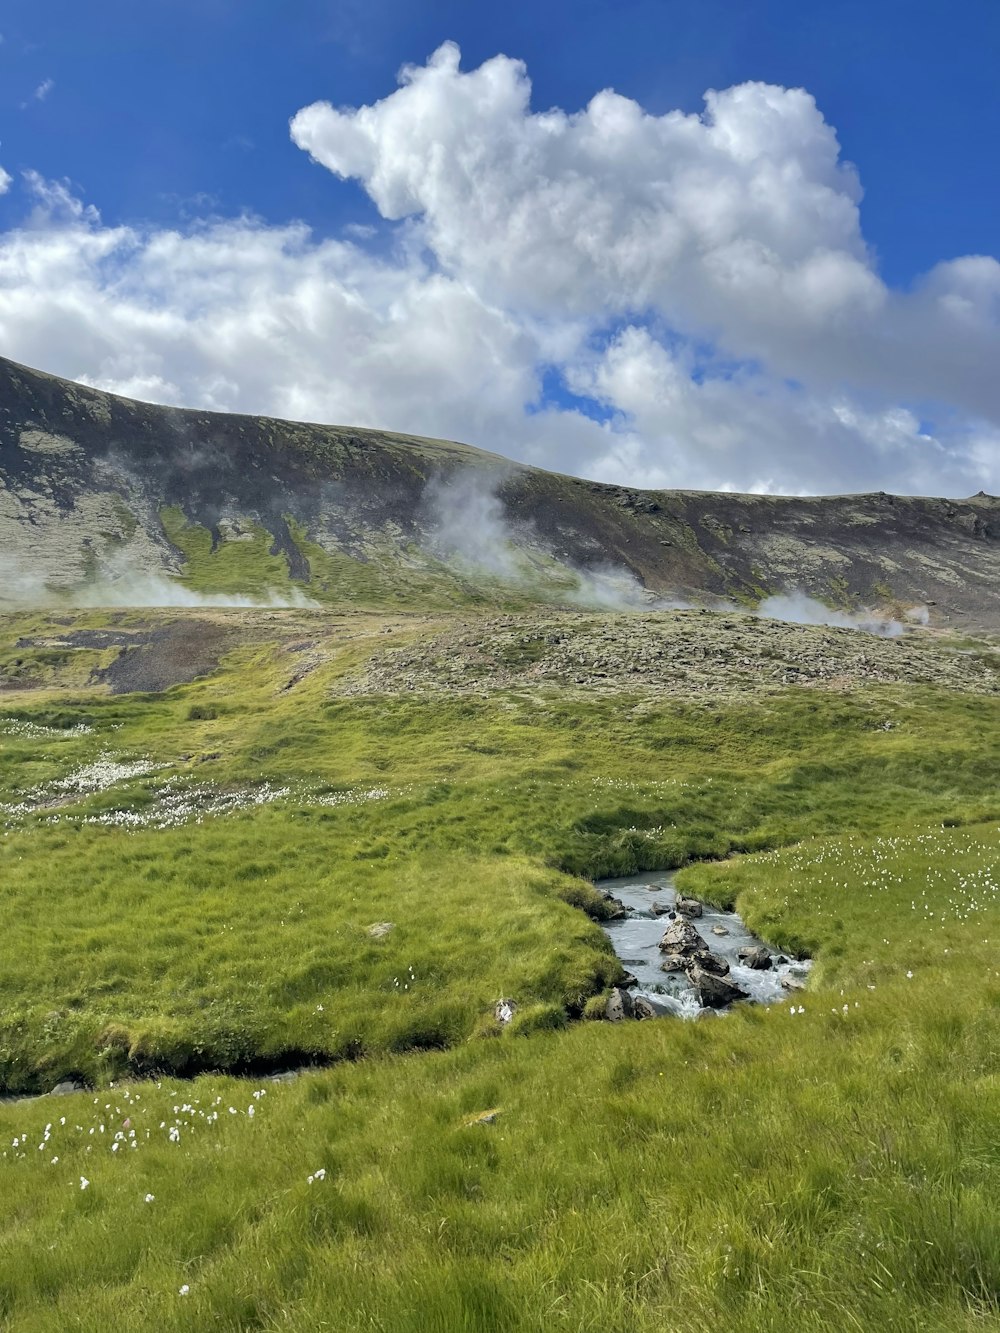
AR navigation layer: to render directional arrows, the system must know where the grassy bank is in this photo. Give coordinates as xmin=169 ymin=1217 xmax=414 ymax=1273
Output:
xmin=1 ymin=824 xmax=999 ymax=1330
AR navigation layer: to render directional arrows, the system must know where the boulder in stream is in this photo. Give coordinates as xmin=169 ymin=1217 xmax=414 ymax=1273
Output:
xmin=605 ymin=987 xmax=636 ymax=1022
xmin=658 ymin=920 xmax=708 ymax=956
xmin=689 ymin=950 xmax=730 ymax=977
xmin=675 ymin=896 xmax=703 ymax=918
xmin=599 ymin=892 xmax=628 ymax=921
xmin=632 ymin=995 xmax=657 ymax=1021
xmin=688 ymin=966 xmax=750 ymax=1009
xmin=738 ymin=946 xmax=773 ymax=970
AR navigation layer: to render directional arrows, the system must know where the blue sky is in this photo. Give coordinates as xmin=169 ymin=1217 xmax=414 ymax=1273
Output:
xmin=0 ymin=0 xmax=998 ymax=495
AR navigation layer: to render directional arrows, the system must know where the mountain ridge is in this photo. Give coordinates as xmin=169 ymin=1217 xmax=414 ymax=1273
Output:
xmin=1 ymin=353 xmax=997 ymax=627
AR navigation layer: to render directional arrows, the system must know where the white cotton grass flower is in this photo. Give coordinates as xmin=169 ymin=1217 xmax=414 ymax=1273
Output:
xmin=307 ymin=1168 xmax=327 ymax=1184
xmin=144 ymin=1193 xmax=155 ymax=1203
xmin=179 ymin=1284 xmax=190 ymax=1296
xmin=79 ymin=1176 xmax=89 ymax=1190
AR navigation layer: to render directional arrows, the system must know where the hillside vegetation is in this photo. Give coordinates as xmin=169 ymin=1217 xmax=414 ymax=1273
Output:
xmin=0 ymin=604 xmax=998 ymax=1329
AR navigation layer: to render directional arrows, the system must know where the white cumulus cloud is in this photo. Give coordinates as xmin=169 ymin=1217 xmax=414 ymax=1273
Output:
xmin=0 ymin=43 xmax=996 ymax=497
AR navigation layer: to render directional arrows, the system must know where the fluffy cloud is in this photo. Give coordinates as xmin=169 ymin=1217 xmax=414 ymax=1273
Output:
xmin=0 ymin=45 xmax=997 ymax=497
xmin=0 ymin=165 xmax=10 ymax=195
xmin=292 ymin=43 xmax=1000 ymax=422
xmin=292 ymin=45 xmax=874 ymax=333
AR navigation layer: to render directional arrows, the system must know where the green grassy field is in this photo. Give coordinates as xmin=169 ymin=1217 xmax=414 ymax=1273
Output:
xmin=0 ymin=607 xmax=998 ymax=1329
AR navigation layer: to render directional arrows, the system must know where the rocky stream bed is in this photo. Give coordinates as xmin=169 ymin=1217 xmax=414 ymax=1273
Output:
xmin=596 ymin=871 xmax=811 ymax=1019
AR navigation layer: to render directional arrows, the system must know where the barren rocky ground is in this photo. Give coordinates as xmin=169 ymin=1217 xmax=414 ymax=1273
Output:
xmin=334 ymin=609 xmax=1000 ymax=700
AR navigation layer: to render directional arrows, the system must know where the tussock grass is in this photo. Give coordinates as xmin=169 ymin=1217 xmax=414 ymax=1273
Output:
xmin=0 ymin=608 xmax=999 ymax=1327
xmin=2 ymin=828 xmax=1000 ymax=1330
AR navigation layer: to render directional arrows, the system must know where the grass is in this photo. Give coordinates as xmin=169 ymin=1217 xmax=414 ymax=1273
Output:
xmin=0 ymin=606 xmax=999 ymax=1328
xmin=2 ymin=826 xmax=1000 ymax=1330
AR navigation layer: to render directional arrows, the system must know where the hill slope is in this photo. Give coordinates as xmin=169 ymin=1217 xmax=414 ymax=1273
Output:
xmin=1 ymin=354 xmax=998 ymax=625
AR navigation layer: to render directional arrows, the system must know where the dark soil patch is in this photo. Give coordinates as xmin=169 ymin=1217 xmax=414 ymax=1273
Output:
xmin=93 ymin=620 xmax=235 ymax=693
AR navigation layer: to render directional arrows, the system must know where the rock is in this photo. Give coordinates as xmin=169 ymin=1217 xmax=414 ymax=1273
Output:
xmin=738 ymin=946 xmax=773 ymax=970
xmin=600 ymin=892 xmax=628 ymax=920
xmin=780 ymin=977 xmax=806 ymax=993
xmin=49 ymin=1079 xmax=86 ymax=1096
xmin=688 ymin=966 xmax=750 ymax=1009
xmin=658 ymin=920 xmax=708 ymax=956
xmin=660 ymin=953 xmax=688 ymax=972
xmin=711 ymin=925 xmax=729 ymax=936
xmin=649 ymin=900 xmax=670 ymax=916
xmin=632 ymin=995 xmax=657 ymax=1021
xmin=689 ymin=950 xmax=730 ymax=977
xmin=775 ymin=955 xmax=788 ymax=965
xmin=605 ymin=987 xmax=636 ymax=1022
xmin=619 ymin=970 xmax=639 ymax=988
xmin=464 ymin=1108 xmax=501 ymax=1126
xmin=675 ymin=896 xmax=703 ymax=918
xmin=494 ymin=999 xmax=517 ymax=1025
xmin=367 ymin=921 xmax=394 ymax=939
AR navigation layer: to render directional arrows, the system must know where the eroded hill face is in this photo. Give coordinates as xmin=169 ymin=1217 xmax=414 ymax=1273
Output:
xmin=1 ymin=354 xmax=998 ymax=628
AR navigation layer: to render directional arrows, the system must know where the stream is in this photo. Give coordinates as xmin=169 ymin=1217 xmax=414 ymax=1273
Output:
xmin=596 ymin=870 xmax=811 ymax=1017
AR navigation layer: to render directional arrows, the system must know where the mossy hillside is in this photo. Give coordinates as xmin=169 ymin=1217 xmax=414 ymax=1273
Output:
xmin=1 ymin=828 xmax=1000 ymax=1331
xmin=157 ymin=506 xmax=625 ymax=611
xmin=159 ymin=507 xmax=302 ymax=599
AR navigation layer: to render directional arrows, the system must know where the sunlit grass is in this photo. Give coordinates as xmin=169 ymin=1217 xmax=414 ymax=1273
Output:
xmin=2 ymin=824 xmax=1000 ymax=1331
xmin=0 ymin=608 xmax=999 ymax=1328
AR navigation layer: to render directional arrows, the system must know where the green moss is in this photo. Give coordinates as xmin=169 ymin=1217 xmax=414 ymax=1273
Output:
xmin=159 ymin=506 xmax=293 ymax=595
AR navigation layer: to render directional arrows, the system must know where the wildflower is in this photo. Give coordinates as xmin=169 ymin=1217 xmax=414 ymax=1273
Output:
xmin=307 ymin=1167 xmax=326 ymax=1184
xmin=80 ymin=1177 xmax=89 ymax=1190
xmin=51 ymin=1157 xmax=59 ymax=1165
xmin=906 ymin=970 xmax=914 ymax=979
xmin=179 ymin=1285 xmax=190 ymax=1296
xmin=144 ymin=1194 xmax=155 ymax=1204
xmin=247 ymin=1106 xmax=255 ymax=1119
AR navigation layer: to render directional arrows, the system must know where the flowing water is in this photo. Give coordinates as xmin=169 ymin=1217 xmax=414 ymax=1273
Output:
xmin=597 ymin=870 xmax=811 ymax=1018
